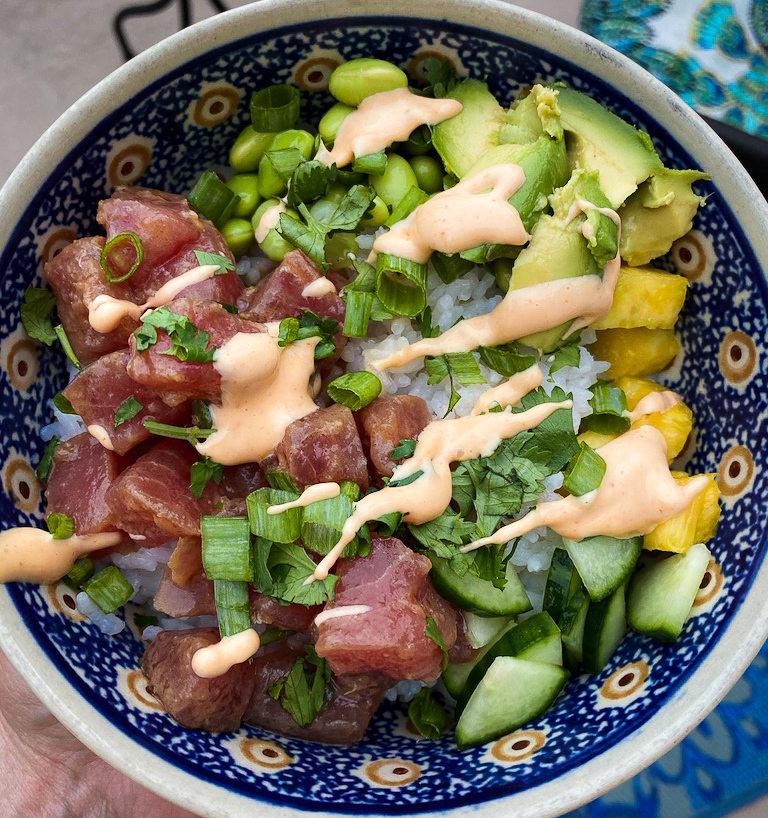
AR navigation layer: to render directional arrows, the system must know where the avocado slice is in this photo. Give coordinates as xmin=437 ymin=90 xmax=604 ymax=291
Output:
xmin=554 ymin=85 xmax=664 ymax=208
xmin=510 ymin=168 xmax=618 ymax=351
xmin=464 ymin=136 xmax=569 ymax=232
xmin=500 ymin=83 xmax=563 ymax=144
xmin=432 ymin=79 xmax=508 ymax=179
xmin=619 ymin=169 xmax=708 ymax=265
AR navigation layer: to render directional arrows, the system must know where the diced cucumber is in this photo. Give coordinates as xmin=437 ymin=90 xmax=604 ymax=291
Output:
xmin=456 ymin=612 xmax=562 ymax=713
xmin=560 ymin=587 xmax=589 ymax=672
xmin=582 ymin=583 xmax=627 ymax=674
xmin=627 ymin=542 xmax=711 ymax=642
xmin=543 ymin=547 xmax=580 ymax=623
xmin=430 ymin=557 xmax=532 ymax=617
xmin=563 ymin=535 xmax=643 ymax=602
xmin=455 ymin=656 xmax=569 ymax=750
xmin=464 ymin=612 xmax=515 ymax=649
xmin=442 ymin=617 xmax=516 ymax=699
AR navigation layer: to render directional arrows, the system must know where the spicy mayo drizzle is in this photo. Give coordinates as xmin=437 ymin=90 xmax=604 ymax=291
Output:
xmin=254 ymin=202 xmax=286 ymax=243
xmin=196 ymin=327 xmax=318 ymax=465
xmin=87 ymin=264 xmax=221 ymax=333
xmin=267 ymin=482 xmax=341 ymax=514
xmin=191 ymin=628 xmax=261 ymax=678
xmin=375 ymin=201 xmax=621 ymax=369
xmin=313 ymin=604 xmax=372 ymax=627
xmin=301 ymin=277 xmax=337 ymax=298
xmin=370 ymin=164 xmax=529 ymax=264
xmin=316 ymin=87 xmax=462 ymax=168
xmin=0 ymin=528 xmax=123 ymax=584
xmin=629 ymin=390 xmax=681 ymax=422
xmin=307 ymin=367 xmax=572 ymax=582
xmin=462 ymin=425 xmax=709 ymax=552
xmin=471 ymin=364 xmax=543 ymax=416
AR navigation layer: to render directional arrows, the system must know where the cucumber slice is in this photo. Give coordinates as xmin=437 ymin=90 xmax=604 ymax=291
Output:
xmin=560 ymin=587 xmax=589 ymax=671
xmin=464 ymin=612 xmax=515 ymax=649
xmin=455 ymin=656 xmax=569 ymax=750
xmin=442 ymin=618 xmax=516 ymax=699
xmin=430 ymin=557 xmax=532 ymax=617
xmin=543 ymin=547 xmax=580 ymax=623
xmin=456 ymin=612 xmax=562 ymax=713
xmin=563 ymin=535 xmax=643 ymax=601
xmin=627 ymin=542 xmax=711 ymax=642
xmin=582 ymin=583 xmax=627 ymax=674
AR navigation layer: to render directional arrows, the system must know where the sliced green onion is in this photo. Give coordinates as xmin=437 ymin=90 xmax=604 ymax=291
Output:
xmin=353 ymin=150 xmax=387 ymax=176
xmin=47 ymin=512 xmax=75 ymax=540
xmin=53 ymin=392 xmax=76 ymax=414
xmin=265 ymin=470 xmax=301 ymax=493
xmin=327 ymin=371 xmax=382 ymax=411
xmin=375 ymin=253 xmax=428 ymax=317
xmin=250 ymin=84 xmax=301 ymax=133
xmin=189 ymin=170 xmax=238 ymax=227
xmin=385 ymin=186 xmax=429 ymax=227
xmin=478 ymin=344 xmax=537 ymax=377
xmin=444 ymin=352 xmax=486 ymax=386
xmin=374 ymin=512 xmax=402 ymax=536
xmin=563 ymin=442 xmax=607 ymax=497
xmin=582 ymin=384 xmax=631 ymax=435
xmin=201 ymin=516 xmax=253 ymax=581
xmin=143 ymin=419 xmax=216 ymax=443
xmin=430 ymin=251 xmax=474 ymax=284
xmin=247 ymin=487 xmax=302 ymax=543
xmin=63 ymin=558 xmax=95 ymax=590
xmin=343 ymin=290 xmax=374 ymax=338
xmin=260 ymin=627 xmax=296 ymax=645
xmin=83 ymin=566 xmax=134 ymax=614
xmin=114 ymin=395 xmax=143 ymax=428
xmin=36 ymin=435 xmax=59 ymax=484
xmin=301 ymin=486 xmax=357 ymax=557
xmin=214 ymin=579 xmax=252 ymax=638
xmin=100 ymin=232 xmax=144 ymax=284
xmin=278 ymin=317 xmax=299 ymax=347
xmin=54 ymin=325 xmax=81 ymax=370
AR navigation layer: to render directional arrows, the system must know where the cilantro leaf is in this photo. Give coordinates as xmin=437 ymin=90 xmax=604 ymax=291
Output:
xmin=425 ymin=616 xmax=449 ymax=670
xmin=513 ymin=387 xmax=579 ymax=471
xmin=189 ymin=455 xmax=224 ymax=499
xmin=278 ymin=210 xmax=328 ymax=270
xmin=408 ymin=688 xmax=449 ymax=740
xmin=409 ymin=509 xmax=475 ymax=574
xmin=422 ymin=57 xmax=459 ymax=98
xmin=134 ymin=307 xmax=215 ymax=362
xmin=478 ymin=343 xmax=536 ymax=377
xmin=390 ymin=439 xmax=417 ymax=460
xmin=468 ymin=545 xmax=508 ymax=591
xmin=267 ymin=648 xmax=333 ymax=728
xmin=20 ymin=286 xmax=57 ymax=345
xmin=254 ymin=541 xmax=338 ymax=606
xmin=425 ymin=352 xmax=485 ymax=417
xmin=387 ymin=470 xmax=424 ymax=488
xmin=325 ymin=184 xmax=374 ymax=232
xmin=194 ymin=250 xmax=235 ymax=276
xmin=53 ymin=392 xmax=76 ymax=414
xmin=287 ymin=160 xmax=330 ymax=209
xmin=278 ymin=310 xmax=338 ymax=360
xmin=114 ymin=396 xmax=144 ymax=428
xmin=548 ymin=339 xmax=581 ymax=373
xmin=265 ymin=147 xmax=305 ymax=181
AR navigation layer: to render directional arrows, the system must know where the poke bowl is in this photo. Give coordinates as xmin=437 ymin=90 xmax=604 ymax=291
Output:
xmin=0 ymin=1 xmax=767 ymax=817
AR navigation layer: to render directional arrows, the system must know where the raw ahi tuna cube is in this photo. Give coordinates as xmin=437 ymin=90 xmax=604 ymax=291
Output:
xmin=356 ymin=395 xmax=431 ymax=480
xmin=62 ymin=349 xmax=187 ymax=455
xmin=274 ymin=404 xmax=369 ymax=490
xmin=243 ymin=643 xmax=390 ymax=744
xmin=250 ymin=592 xmax=321 ymax=633
xmin=153 ymin=565 xmax=216 ymax=618
xmin=141 ymin=628 xmax=254 ymax=732
xmin=314 ymin=536 xmax=461 ymax=682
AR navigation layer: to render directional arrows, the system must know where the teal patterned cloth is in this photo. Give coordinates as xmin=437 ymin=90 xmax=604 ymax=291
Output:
xmin=580 ymin=0 xmax=768 ymax=137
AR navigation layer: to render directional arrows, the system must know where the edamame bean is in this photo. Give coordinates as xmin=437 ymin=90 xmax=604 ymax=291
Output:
xmin=318 ymin=102 xmax=354 ymax=146
xmin=226 ymin=174 xmax=261 ymax=218
xmin=360 ymin=195 xmax=389 ymax=228
xmin=371 ymin=154 xmax=420 ymax=208
xmin=329 ymin=58 xmax=408 ymax=107
xmin=402 ymin=124 xmax=433 ymax=156
xmin=229 ymin=126 xmax=275 ymax=172
xmin=258 ymin=129 xmax=316 ymax=199
xmin=221 ymin=217 xmax=255 ymax=257
xmin=408 ymin=155 xmax=444 ymax=194
xmin=252 ymin=200 xmax=298 ymax=262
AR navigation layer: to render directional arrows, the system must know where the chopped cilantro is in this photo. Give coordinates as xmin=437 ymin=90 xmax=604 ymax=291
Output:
xmin=20 ymin=286 xmax=57 ymax=345
xmin=286 ymin=160 xmax=330 ymax=209
xmin=277 ymin=309 xmax=338 ymax=359
xmin=53 ymin=392 xmax=76 ymax=414
xmin=267 ymin=646 xmax=333 ymax=728
xmin=114 ymin=396 xmax=144 ymax=428
xmin=390 ymin=439 xmax=417 ymax=460
xmin=408 ymin=688 xmax=449 ymax=740
xmin=425 ymin=615 xmax=449 ymax=670
xmin=193 ymin=250 xmax=235 ymax=276
xmin=134 ymin=306 xmax=215 ymax=363
xmin=422 ymin=57 xmax=459 ymax=98
xmin=189 ymin=455 xmax=224 ymax=499
xmin=253 ymin=540 xmax=338 ymax=607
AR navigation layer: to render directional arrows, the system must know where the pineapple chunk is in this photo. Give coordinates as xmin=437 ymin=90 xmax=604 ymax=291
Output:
xmin=644 ymin=473 xmax=721 ymax=552
xmin=577 ymin=430 xmax=617 ymax=449
xmin=589 ymin=328 xmax=679 ymax=378
xmin=632 ymin=402 xmax=693 ymax=461
xmin=613 ymin=376 xmax=665 ymax=410
xmin=591 ymin=265 xmax=688 ymax=330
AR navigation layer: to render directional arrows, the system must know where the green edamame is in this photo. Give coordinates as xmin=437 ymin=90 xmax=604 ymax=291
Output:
xmin=371 ymin=154 xmax=420 ymax=207
xmin=408 ymin=155 xmax=444 ymax=194
xmin=402 ymin=125 xmax=433 ymax=156
xmin=221 ymin=218 xmax=255 ymax=257
xmin=258 ymin=129 xmax=316 ymax=199
xmin=318 ymin=102 xmax=354 ymax=146
xmin=360 ymin=195 xmax=389 ymax=228
xmin=252 ymin=199 xmax=298 ymax=262
xmin=226 ymin=174 xmax=261 ymax=218
xmin=229 ymin=126 xmax=275 ymax=173
xmin=329 ymin=58 xmax=408 ymax=107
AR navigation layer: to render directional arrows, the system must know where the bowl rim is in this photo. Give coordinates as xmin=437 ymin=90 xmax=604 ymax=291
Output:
xmin=1 ymin=1 xmax=767 ymax=816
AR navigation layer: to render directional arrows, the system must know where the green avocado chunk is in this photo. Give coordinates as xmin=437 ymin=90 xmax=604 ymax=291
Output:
xmin=554 ymin=85 xmax=664 ymax=208
xmin=619 ymin=169 xmax=708 ymax=265
xmin=500 ymin=83 xmax=563 ymax=144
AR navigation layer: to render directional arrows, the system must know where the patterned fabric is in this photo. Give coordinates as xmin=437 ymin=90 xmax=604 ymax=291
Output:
xmin=580 ymin=0 xmax=768 ymax=138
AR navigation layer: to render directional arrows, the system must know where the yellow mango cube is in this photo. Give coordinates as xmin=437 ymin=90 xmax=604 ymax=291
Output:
xmin=613 ymin=376 xmax=664 ymax=410
xmin=591 ymin=265 xmax=688 ymax=331
xmin=589 ymin=328 xmax=680 ymax=379
xmin=644 ymin=473 xmax=721 ymax=552
xmin=577 ymin=430 xmax=618 ymax=449
xmin=633 ymin=402 xmax=693 ymax=461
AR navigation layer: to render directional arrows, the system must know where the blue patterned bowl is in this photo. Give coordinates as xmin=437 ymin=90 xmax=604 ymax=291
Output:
xmin=1 ymin=1 xmax=767 ymax=816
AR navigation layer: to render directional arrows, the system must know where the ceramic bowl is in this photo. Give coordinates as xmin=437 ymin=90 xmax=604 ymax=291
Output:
xmin=0 ymin=1 xmax=766 ymax=816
